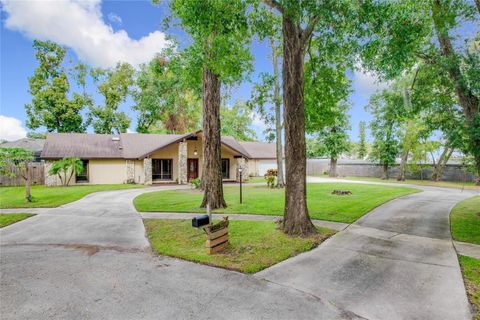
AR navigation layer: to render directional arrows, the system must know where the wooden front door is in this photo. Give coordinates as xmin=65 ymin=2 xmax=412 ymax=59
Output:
xmin=187 ymin=159 xmax=198 ymax=181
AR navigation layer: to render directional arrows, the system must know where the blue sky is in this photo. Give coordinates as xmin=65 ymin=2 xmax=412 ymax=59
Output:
xmin=0 ymin=0 xmax=384 ymax=142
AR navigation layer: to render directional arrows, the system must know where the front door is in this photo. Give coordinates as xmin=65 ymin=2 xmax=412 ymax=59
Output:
xmin=187 ymin=159 xmax=198 ymax=181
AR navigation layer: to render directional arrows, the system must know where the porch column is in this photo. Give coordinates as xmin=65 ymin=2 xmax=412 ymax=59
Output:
xmin=125 ymin=160 xmax=135 ymax=183
xmin=144 ymin=158 xmax=152 ymax=185
xmin=236 ymin=157 xmax=247 ymax=182
xmin=178 ymin=140 xmax=188 ymax=184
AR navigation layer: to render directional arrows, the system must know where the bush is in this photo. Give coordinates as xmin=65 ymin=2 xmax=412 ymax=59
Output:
xmin=190 ymin=178 xmax=201 ymax=189
xmin=264 ymin=168 xmax=278 ymax=188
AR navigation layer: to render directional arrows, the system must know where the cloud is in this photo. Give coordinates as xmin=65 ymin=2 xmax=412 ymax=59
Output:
xmin=107 ymin=12 xmax=122 ymax=25
xmin=251 ymin=111 xmax=267 ymax=131
xmin=0 ymin=115 xmax=27 ymax=141
xmin=353 ymin=65 xmax=390 ymax=97
xmin=1 ymin=0 xmax=170 ymax=68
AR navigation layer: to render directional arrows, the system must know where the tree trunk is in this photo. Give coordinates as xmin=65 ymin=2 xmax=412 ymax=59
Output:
xmin=397 ymin=150 xmax=409 ymax=181
xmin=431 ymin=147 xmax=453 ymax=181
xmin=382 ymin=164 xmax=389 ymax=180
xmin=281 ymin=16 xmax=316 ymax=236
xmin=25 ymin=164 xmax=31 ymax=202
xmin=329 ymin=158 xmax=338 ymax=177
xmin=200 ymin=67 xmax=226 ymax=209
xmin=270 ymin=37 xmax=285 ymax=188
xmin=432 ymin=0 xmax=480 ymax=184
xmin=475 ymin=0 xmax=480 ymax=14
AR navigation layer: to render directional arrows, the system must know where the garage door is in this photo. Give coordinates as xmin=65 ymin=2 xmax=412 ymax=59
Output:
xmin=258 ymin=160 xmax=278 ymax=176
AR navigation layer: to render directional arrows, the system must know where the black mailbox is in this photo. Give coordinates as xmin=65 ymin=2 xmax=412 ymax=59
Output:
xmin=192 ymin=215 xmax=210 ymax=228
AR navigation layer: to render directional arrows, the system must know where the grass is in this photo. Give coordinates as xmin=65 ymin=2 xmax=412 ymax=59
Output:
xmin=144 ymin=219 xmax=335 ymax=273
xmin=458 ymin=256 xmax=480 ymax=319
xmin=450 ymin=196 xmax=480 ymax=245
xmin=0 ymin=213 xmax=34 ymax=228
xmin=315 ymin=175 xmax=480 ymax=190
xmin=246 ymin=176 xmax=266 ymax=183
xmin=135 ymin=183 xmax=419 ymax=223
xmin=0 ymin=184 xmax=144 ymax=208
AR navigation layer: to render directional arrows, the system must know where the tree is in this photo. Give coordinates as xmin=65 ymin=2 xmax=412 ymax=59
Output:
xmin=169 ymin=0 xmax=252 ymax=209
xmin=0 ymin=148 xmax=34 ymax=201
xmin=358 ymin=121 xmax=367 ymax=159
xmin=26 ymin=40 xmax=90 ymax=133
xmin=48 ymin=157 xmax=84 ymax=186
xmin=88 ymin=63 xmax=134 ymax=134
xmin=249 ymin=8 xmax=285 ymax=187
xmin=220 ymin=102 xmax=257 ymax=141
xmin=360 ymin=0 xmax=480 ymax=184
xmin=133 ymin=52 xmax=202 ymax=134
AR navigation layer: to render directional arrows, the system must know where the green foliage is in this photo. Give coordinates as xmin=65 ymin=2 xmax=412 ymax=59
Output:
xmin=190 ymin=178 xmax=201 ymax=189
xmin=48 ymin=157 xmax=84 ymax=186
xmin=220 ymin=101 xmax=256 ymax=141
xmin=358 ymin=121 xmax=367 ymax=159
xmin=88 ymin=63 xmax=134 ymax=134
xmin=0 ymin=148 xmax=33 ymax=179
xmin=169 ymin=0 xmax=253 ymax=83
xmin=132 ymin=51 xmax=202 ymax=134
xmin=26 ymin=40 xmax=90 ymax=133
xmin=264 ymin=168 xmax=278 ymax=188
xmin=26 ymin=132 xmax=47 ymax=139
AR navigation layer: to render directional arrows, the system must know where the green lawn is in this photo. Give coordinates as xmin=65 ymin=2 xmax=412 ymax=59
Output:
xmin=135 ymin=183 xmax=419 ymax=223
xmin=459 ymin=256 xmax=480 ymax=319
xmin=246 ymin=176 xmax=266 ymax=183
xmin=0 ymin=184 xmax=144 ymax=208
xmin=450 ymin=196 xmax=480 ymax=245
xmin=315 ymin=175 xmax=480 ymax=190
xmin=0 ymin=213 xmax=34 ymax=228
xmin=144 ymin=219 xmax=334 ymax=273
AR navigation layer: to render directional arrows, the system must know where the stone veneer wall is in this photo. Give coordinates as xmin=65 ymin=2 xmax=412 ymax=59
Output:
xmin=126 ymin=160 xmax=135 ymax=183
xmin=236 ymin=157 xmax=247 ymax=182
xmin=44 ymin=160 xmax=61 ymax=186
xmin=144 ymin=158 xmax=152 ymax=185
xmin=178 ymin=141 xmax=188 ymax=184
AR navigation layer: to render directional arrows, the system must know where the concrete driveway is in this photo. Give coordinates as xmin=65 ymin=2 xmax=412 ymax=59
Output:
xmin=1 ymin=182 xmax=478 ymax=319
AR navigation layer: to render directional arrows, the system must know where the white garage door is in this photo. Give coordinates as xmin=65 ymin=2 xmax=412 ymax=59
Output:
xmin=258 ymin=160 xmax=278 ymax=176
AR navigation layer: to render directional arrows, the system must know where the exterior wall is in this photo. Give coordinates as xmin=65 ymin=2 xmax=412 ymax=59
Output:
xmin=126 ymin=160 xmax=135 ymax=183
xmin=87 ymin=159 xmax=126 ymax=184
xmin=247 ymin=159 xmax=259 ymax=177
xmin=44 ymin=160 xmax=62 ymax=186
xmin=134 ymin=160 xmax=144 ymax=184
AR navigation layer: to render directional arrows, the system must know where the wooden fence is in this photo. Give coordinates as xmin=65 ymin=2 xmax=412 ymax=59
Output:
xmin=0 ymin=162 xmax=45 ymax=187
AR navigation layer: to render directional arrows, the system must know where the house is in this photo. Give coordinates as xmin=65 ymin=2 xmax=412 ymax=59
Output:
xmin=41 ymin=131 xmax=278 ymax=186
xmin=1 ymin=138 xmax=45 ymax=162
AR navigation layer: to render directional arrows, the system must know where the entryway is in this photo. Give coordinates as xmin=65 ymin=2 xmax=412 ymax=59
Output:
xmin=187 ymin=158 xmax=198 ymax=181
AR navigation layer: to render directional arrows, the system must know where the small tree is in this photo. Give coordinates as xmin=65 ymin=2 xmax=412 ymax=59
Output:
xmin=0 ymin=148 xmax=34 ymax=201
xmin=49 ymin=158 xmax=84 ymax=186
xmin=358 ymin=121 xmax=367 ymax=159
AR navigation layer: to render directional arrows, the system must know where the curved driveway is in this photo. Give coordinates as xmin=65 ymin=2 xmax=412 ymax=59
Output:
xmin=1 ymin=182 xmax=478 ymax=319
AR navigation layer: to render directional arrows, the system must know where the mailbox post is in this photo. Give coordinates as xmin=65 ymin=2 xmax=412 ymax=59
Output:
xmin=238 ymin=167 xmax=243 ymax=204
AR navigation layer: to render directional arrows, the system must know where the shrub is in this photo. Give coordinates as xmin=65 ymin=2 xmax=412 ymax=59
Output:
xmin=264 ymin=168 xmax=278 ymax=188
xmin=190 ymin=178 xmax=201 ymax=189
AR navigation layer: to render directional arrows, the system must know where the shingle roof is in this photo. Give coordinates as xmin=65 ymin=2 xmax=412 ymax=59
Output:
xmin=239 ymin=141 xmax=278 ymax=159
xmin=41 ymin=133 xmax=123 ymax=159
xmin=40 ymin=132 xmax=254 ymax=160
xmin=1 ymin=138 xmax=45 ymax=155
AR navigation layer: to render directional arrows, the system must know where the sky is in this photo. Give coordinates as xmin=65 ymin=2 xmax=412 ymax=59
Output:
xmin=0 ymin=0 xmax=387 ymax=142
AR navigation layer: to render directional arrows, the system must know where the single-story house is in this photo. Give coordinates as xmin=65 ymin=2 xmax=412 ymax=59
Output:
xmin=1 ymin=138 xmax=45 ymax=162
xmin=41 ymin=131 xmax=279 ymax=186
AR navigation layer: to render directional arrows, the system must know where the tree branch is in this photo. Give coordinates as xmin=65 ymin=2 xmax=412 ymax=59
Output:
xmin=301 ymin=15 xmax=318 ymax=47
xmin=263 ymin=0 xmax=284 ymax=14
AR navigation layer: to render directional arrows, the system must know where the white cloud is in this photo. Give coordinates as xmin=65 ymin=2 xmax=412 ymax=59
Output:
xmin=353 ymin=65 xmax=390 ymax=97
xmin=251 ymin=111 xmax=267 ymax=131
xmin=107 ymin=12 xmax=122 ymax=25
xmin=1 ymin=0 xmax=170 ymax=68
xmin=0 ymin=115 xmax=27 ymax=141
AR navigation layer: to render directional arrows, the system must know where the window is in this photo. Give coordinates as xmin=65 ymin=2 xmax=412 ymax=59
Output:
xmin=76 ymin=160 xmax=89 ymax=182
xmin=221 ymin=158 xmax=230 ymax=179
xmin=152 ymin=159 xmax=173 ymax=180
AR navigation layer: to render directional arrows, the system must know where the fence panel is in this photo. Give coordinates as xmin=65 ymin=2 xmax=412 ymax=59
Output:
xmin=0 ymin=163 xmax=45 ymax=186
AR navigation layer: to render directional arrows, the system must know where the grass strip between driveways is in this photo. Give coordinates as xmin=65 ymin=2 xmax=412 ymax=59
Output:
xmin=458 ymin=256 xmax=480 ymax=320
xmin=450 ymin=196 xmax=480 ymax=245
xmin=144 ymin=219 xmax=335 ymax=273
xmin=0 ymin=213 xmax=34 ymax=228
xmin=135 ymin=183 xmax=419 ymax=223
xmin=0 ymin=184 xmax=144 ymax=209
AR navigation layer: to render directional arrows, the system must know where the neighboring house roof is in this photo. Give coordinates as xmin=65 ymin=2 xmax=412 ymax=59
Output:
xmin=239 ymin=141 xmax=277 ymax=159
xmin=41 ymin=132 xmax=256 ymax=160
xmin=1 ymin=138 xmax=45 ymax=156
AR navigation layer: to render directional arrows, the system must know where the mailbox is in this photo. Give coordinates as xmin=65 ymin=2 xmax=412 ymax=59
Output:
xmin=192 ymin=214 xmax=210 ymax=228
